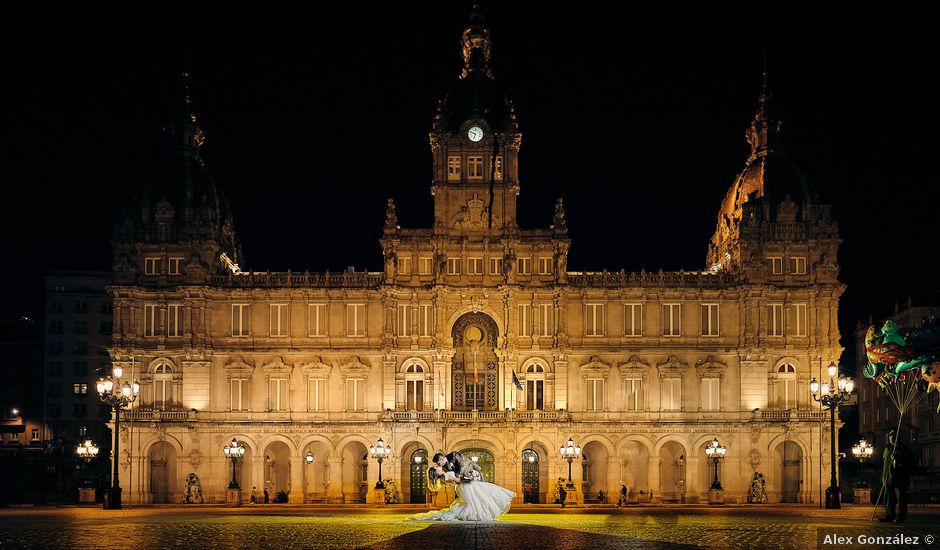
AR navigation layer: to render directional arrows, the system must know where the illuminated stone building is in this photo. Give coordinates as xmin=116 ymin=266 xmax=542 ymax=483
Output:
xmin=109 ymin=7 xmax=843 ymax=505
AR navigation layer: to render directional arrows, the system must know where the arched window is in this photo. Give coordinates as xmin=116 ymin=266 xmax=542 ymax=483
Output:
xmin=776 ymin=363 xmax=797 ymax=410
xmin=525 ymin=364 xmax=545 ymax=410
xmin=405 ymin=363 xmax=425 ymax=411
xmin=153 ymin=363 xmax=174 ymax=411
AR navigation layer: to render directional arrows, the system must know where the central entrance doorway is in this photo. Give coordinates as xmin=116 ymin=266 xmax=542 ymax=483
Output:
xmin=452 ymin=312 xmax=499 ymax=411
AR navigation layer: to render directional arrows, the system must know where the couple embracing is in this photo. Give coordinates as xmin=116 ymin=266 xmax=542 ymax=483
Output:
xmin=409 ymin=450 xmax=515 ymax=522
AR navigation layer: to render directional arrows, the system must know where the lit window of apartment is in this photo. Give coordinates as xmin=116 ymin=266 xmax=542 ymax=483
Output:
xmin=447 ymin=156 xmax=461 ymax=181
xmin=308 ymin=303 xmax=327 ymax=337
xmin=585 ymin=303 xmax=605 ymax=337
xmin=489 ymin=257 xmax=502 ymax=275
xmin=700 ymin=304 xmax=719 ymax=337
xmin=168 ymin=257 xmax=183 ymax=275
xmin=467 ymin=257 xmax=484 ymax=275
xmin=144 ymin=304 xmax=158 ymax=337
xmin=537 ymin=257 xmax=552 ymax=275
xmin=398 ymin=256 xmax=412 ymax=275
xmin=768 ymin=304 xmax=784 ymax=337
xmin=663 ymin=304 xmax=681 ymax=336
xmin=72 ymin=383 xmax=88 ymax=396
xmin=467 ymin=156 xmax=484 ymax=179
xmin=145 ymin=257 xmax=162 ymax=275
xmin=788 ymin=256 xmax=807 ymax=274
xmin=231 ymin=304 xmax=250 ymax=337
xmin=270 ymin=304 xmax=289 ymax=337
xmin=346 ymin=304 xmax=365 ymax=337
xmin=494 ymin=156 xmax=503 ymax=180
xmin=167 ymin=304 xmax=182 ymax=337
xmin=624 ymin=304 xmax=642 ymax=336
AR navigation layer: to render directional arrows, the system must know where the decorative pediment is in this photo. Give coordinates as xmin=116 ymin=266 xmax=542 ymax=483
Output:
xmin=619 ymin=355 xmax=650 ymax=380
xmin=222 ymin=356 xmax=254 ymax=379
xmin=656 ymin=355 xmax=688 ymax=378
xmin=262 ymin=356 xmax=294 ymax=378
xmin=695 ymin=355 xmax=728 ymax=379
xmin=579 ymin=355 xmax=611 ymax=381
xmin=300 ymin=357 xmax=332 ymax=379
xmin=340 ymin=356 xmax=371 ymax=380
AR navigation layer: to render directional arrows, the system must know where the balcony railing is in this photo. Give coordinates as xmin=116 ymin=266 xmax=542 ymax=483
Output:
xmin=212 ymin=270 xmax=384 ymax=288
xmin=567 ymin=270 xmax=737 ymax=288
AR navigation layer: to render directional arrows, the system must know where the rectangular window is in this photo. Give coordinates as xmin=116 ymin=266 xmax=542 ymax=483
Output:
xmin=770 ymin=257 xmax=783 ymax=275
xmin=72 ymin=341 xmax=88 ymax=355
xmin=72 ymin=321 xmax=88 ymax=334
xmin=538 ymin=304 xmax=554 ymax=337
xmin=585 ymin=303 xmax=605 ymax=336
xmin=397 ymin=304 xmax=413 ymax=337
xmin=419 ymin=304 xmax=433 ymax=337
xmin=447 ymin=155 xmax=461 ymax=181
xmin=788 ymin=256 xmax=807 ymax=274
xmin=307 ymin=378 xmax=326 ymax=412
xmin=232 ymin=304 xmax=250 ymax=337
xmin=778 ymin=377 xmax=797 ymax=409
xmin=794 ymin=303 xmax=807 ymax=337
xmin=49 ymin=300 xmax=63 ymax=313
xmin=31 ymin=429 xmax=40 ymax=442
xmin=49 ymin=341 xmax=63 ymax=355
xmin=308 ymin=303 xmax=327 ymax=337
xmin=447 ymin=257 xmax=461 ymax=275
xmin=79 ymin=426 xmax=87 ymax=437
xmin=72 ymin=383 xmax=88 ymax=396
xmin=624 ymin=304 xmax=643 ymax=336
xmin=467 ymin=156 xmax=484 ymax=179
xmin=346 ymin=304 xmax=365 ymax=337
xmin=346 ymin=378 xmax=364 ymax=411
xmin=73 ymin=301 xmax=88 ymax=313
xmin=526 ymin=379 xmax=544 ymax=410
xmin=144 ymin=257 xmax=162 ymax=275
xmin=769 ymin=304 xmax=784 ymax=337
xmin=48 ymin=383 xmax=61 ymax=397
xmin=154 ymin=378 xmax=171 ymax=410
xmin=701 ymin=378 xmax=720 ymax=411
xmin=270 ymin=304 xmax=289 ymax=337
xmin=489 ymin=257 xmax=502 ymax=275
xmin=398 ymin=256 xmax=412 ymax=275
xmin=494 ymin=156 xmax=503 ymax=180
xmin=230 ymin=379 xmax=249 ymax=412
xmin=418 ymin=257 xmax=433 ymax=275
xmin=406 ymin=380 xmax=424 ymax=411
xmin=624 ymin=378 xmax=644 ymax=411
xmin=99 ymin=321 xmax=113 ymax=335
xmin=167 ymin=304 xmax=182 ymax=337
xmin=467 ymin=257 xmax=484 ymax=275
xmin=72 ymin=362 xmax=87 ymax=376
xmin=48 ymin=404 xmax=62 ymax=418
xmin=144 ymin=304 xmax=158 ymax=337
xmin=537 ymin=257 xmax=553 ymax=275
xmin=661 ymin=378 xmax=681 ymax=411
xmin=518 ymin=304 xmax=530 ymax=337
xmin=49 ymin=320 xmax=63 ymax=334
xmin=700 ymin=304 xmax=719 ymax=337
xmin=517 ymin=257 xmax=531 ymax=275
xmin=168 ymin=257 xmax=183 ymax=275
xmin=268 ymin=378 xmax=289 ymax=411
xmin=663 ymin=304 xmax=681 ymax=336
xmin=48 ymin=361 xmax=62 ymax=376
xmin=585 ymin=379 xmax=604 ymax=411
xmin=73 ymin=404 xmax=87 ymax=418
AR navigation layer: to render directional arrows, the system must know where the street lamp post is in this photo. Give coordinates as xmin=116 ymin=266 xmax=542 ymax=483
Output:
xmin=810 ymin=362 xmax=855 ymax=509
xmin=559 ymin=437 xmax=581 ymax=489
xmin=76 ymin=439 xmax=100 ymax=504
xmin=96 ymin=365 xmax=140 ymax=509
xmin=852 ymin=438 xmax=874 ymax=489
xmin=704 ymin=438 xmax=727 ymax=490
xmin=222 ymin=438 xmax=246 ymax=489
xmin=369 ymin=438 xmax=392 ymax=489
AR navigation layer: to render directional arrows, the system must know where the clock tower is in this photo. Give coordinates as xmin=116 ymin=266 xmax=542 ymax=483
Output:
xmin=428 ymin=4 xmax=522 ymax=235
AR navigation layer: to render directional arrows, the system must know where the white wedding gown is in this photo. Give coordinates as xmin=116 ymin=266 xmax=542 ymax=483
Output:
xmin=410 ymin=473 xmax=516 ymax=522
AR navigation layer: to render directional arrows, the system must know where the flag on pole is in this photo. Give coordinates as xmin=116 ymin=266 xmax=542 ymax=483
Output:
xmin=512 ymin=370 xmax=524 ymax=391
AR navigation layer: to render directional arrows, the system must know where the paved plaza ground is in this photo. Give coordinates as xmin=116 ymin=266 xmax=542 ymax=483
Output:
xmin=0 ymin=504 xmax=937 ymax=549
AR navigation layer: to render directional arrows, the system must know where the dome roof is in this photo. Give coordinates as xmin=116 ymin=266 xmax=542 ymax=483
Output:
xmin=716 ymin=153 xmax=818 ymax=226
xmin=440 ymin=71 xmax=511 ymax=133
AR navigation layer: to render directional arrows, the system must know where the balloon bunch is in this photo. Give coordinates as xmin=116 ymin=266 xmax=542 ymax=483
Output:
xmin=863 ymin=312 xmax=940 ymax=413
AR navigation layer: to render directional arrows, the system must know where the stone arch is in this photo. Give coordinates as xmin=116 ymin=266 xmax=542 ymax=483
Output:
xmin=399 ymin=356 xmax=431 ymax=372
xmin=258 ymin=433 xmax=299 ymax=456
xmin=147 ymin=356 xmax=177 ymax=372
xmin=616 ymin=436 xmax=653 ymax=498
xmin=580 ymin=437 xmax=614 ymax=502
xmin=653 ymin=435 xmax=691 ymax=456
xmin=397 ymin=436 xmax=435 ymax=504
xmin=445 ymin=307 xmax=505 ymax=342
xmin=520 ymin=356 xmax=553 ymax=372
xmin=518 ymin=437 xmax=553 ymax=504
xmin=147 ymin=440 xmax=179 ymax=504
xmin=262 ymin=440 xmax=292 ymax=496
xmin=337 ymin=438 xmax=371 ymax=503
xmin=451 ymin=312 xmax=500 ymax=411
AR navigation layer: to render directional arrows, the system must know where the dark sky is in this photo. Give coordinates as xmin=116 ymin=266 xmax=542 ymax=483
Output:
xmin=1 ymin=4 xmax=937 ymax=358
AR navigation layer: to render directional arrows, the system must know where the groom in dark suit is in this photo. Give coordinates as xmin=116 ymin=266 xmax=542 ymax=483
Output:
xmin=433 ymin=450 xmax=483 ymax=481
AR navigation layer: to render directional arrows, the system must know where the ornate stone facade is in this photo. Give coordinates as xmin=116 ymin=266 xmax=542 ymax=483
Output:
xmin=108 ymin=8 xmax=843 ymax=505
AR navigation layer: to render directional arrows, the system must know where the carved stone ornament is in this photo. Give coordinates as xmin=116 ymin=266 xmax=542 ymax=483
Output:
xmin=619 ymin=355 xmax=650 ymax=381
xmin=656 ymin=355 xmax=689 ymax=378
xmin=453 ymin=193 xmax=500 ymax=230
xmin=339 ymin=356 xmax=371 ymax=380
xmin=223 ymin=356 xmax=255 ymax=380
xmin=579 ymin=356 xmax=611 ymax=381
xmin=262 ymin=356 xmax=294 ymax=378
xmin=776 ymin=194 xmax=798 ymax=222
xmin=695 ymin=355 xmax=728 ymax=379
xmin=300 ymin=357 xmax=332 ymax=379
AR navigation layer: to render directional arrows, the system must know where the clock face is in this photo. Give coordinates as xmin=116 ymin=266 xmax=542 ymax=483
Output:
xmin=467 ymin=126 xmax=484 ymax=142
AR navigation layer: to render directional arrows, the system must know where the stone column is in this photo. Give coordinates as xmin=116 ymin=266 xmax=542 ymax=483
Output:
xmin=647 ymin=456 xmax=660 ymax=503
xmin=607 ymin=457 xmax=621 ymax=499
xmin=327 ymin=457 xmax=344 ymax=503
xmin=289 ymin=455 xmax=304 ymax=503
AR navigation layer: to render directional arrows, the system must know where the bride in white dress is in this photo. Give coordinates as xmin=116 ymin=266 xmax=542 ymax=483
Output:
xmin=409 ymin=466 xmax=515 ymax=522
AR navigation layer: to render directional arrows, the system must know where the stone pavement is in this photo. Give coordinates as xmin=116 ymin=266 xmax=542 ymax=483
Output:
xmin=0 ymin=505 xmax=937 ymax=549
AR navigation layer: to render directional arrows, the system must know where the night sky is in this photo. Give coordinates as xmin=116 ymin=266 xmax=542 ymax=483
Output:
xmin=1 ymin=4 xmax=937 ymax=360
